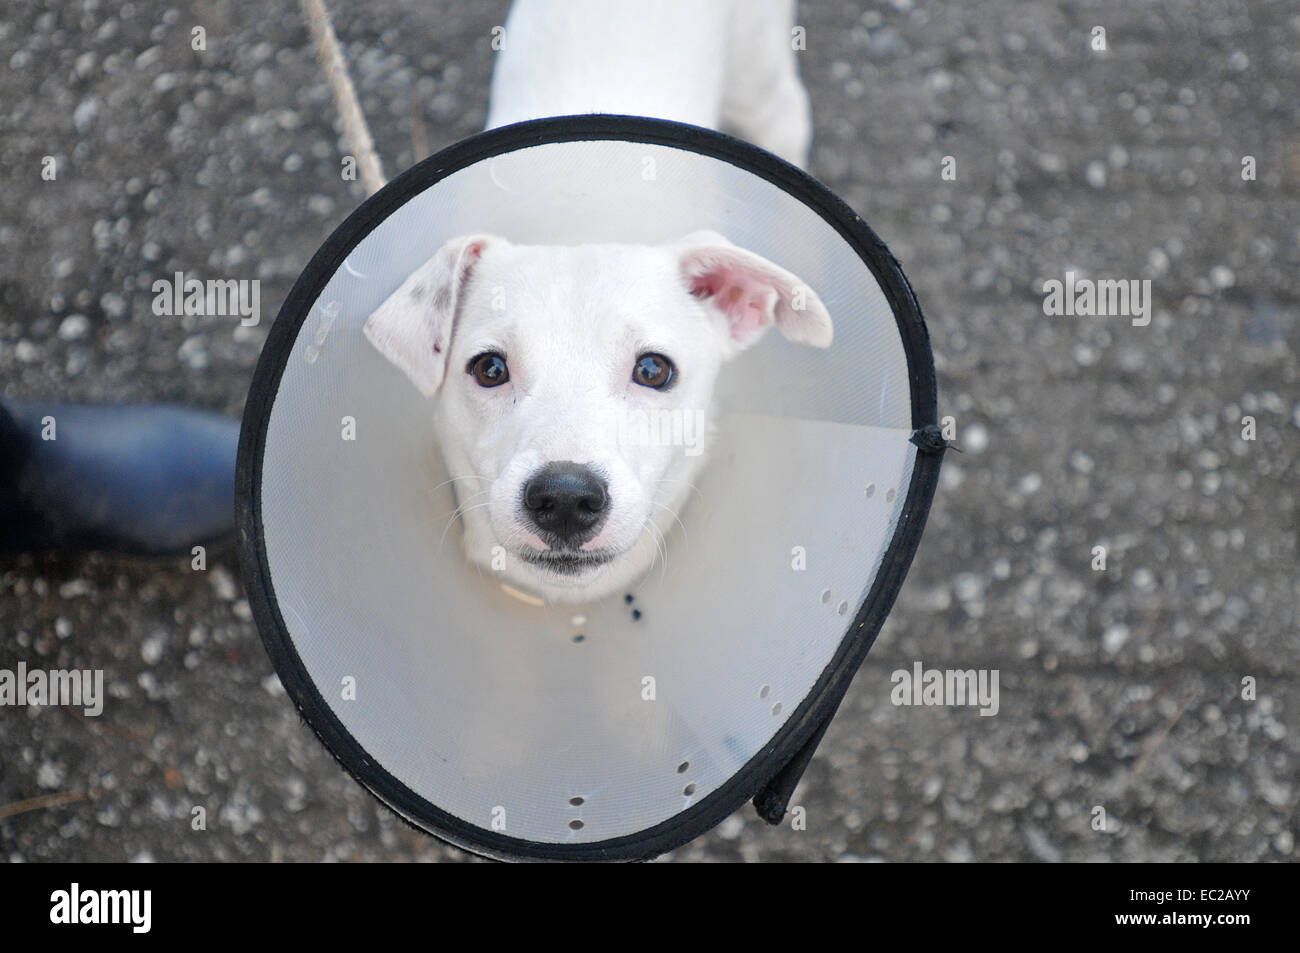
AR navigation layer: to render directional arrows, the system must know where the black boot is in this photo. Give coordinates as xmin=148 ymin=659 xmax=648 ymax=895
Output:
xmin=0 ymin=399 xmax=238 ymax=558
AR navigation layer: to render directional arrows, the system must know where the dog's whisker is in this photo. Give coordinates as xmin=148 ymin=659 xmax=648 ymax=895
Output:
xmin=649 ymin=520 xmax=670 ymax=586
xmin=435 ymin=472 xmax=494 ymax=492
xmin=424 ymin=473 xmax=494 ymax=502
xmin=432 ymin=481 xmax=492 ymax=554
xmin=446 ymin=488 xmax=491 ymax=511
xmin=451 ymin=488 xmax=493 ymax=511
xmin=649 ymin=501 xmax=688 ymax=544
xmin=640 ymin=517 xmax=668 ymax=584
xmin=654 ymin=477 xmax=703 ymax=505
xmin=437 ymin=494 xmax=495 ymax=553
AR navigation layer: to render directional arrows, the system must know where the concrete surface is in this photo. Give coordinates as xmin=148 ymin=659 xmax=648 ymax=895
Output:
xmin=0 ymin=0 xmax=1296 ymax=862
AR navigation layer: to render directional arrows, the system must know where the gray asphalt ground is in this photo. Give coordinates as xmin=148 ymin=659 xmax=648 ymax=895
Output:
xmin=1 ymin=0 xmax=1296 ymax=862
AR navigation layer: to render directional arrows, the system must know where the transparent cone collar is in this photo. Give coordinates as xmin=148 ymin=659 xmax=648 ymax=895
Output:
xmin=237 ymin=117 xmax=940 ymax=861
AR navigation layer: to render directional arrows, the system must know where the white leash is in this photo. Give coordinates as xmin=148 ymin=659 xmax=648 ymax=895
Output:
xmin=299 ymin=0 xmax=388 ymax=197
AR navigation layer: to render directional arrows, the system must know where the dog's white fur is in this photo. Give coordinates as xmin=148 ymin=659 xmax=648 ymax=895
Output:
xmin=365 ymin=0 xmax=829 ymax=604
xmin=486 ymin=0 xmax=812 ymax=168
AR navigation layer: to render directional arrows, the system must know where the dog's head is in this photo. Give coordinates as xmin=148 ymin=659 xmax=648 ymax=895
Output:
xmin=364 ymin=230 xmax=831 ymax=603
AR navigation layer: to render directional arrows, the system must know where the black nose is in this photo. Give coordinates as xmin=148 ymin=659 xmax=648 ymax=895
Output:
xmin=522 ymin=462 xmax=609 ymax=543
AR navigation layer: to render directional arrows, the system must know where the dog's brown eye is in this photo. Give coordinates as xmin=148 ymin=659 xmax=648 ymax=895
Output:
xmin=632 ymin=353 xmax=674 ymax=389
xmin=468 ymin=352 xmax=509 ymax=387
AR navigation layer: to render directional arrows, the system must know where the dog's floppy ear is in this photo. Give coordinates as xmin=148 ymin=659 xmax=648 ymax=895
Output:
xmin=676 ymin=230 xmax=832 ymax=354
xmin=363 ymin=234 xmax=497 ymax=397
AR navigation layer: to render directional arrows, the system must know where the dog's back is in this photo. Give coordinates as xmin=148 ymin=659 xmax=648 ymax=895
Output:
xmin=485 ymin=0 xmax=811 ymax=168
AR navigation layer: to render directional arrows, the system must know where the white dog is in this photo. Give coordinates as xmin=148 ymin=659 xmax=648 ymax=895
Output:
xmin=365 ymin=0 xmax=831 ymax=604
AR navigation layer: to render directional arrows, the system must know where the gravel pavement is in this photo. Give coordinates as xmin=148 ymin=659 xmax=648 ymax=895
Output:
xmin=1 ymin=0 xmax=1296 ymax=862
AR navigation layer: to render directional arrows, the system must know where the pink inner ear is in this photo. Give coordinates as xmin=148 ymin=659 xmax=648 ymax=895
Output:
xmin=690 ymin=267 xmax=775 ymax=343
xmin=458 ymin=240 xmax=487 ymax=282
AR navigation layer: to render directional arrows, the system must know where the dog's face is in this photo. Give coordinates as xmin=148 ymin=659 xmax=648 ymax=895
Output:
xmin=364 ymin=231 xmax=831 ymax=604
